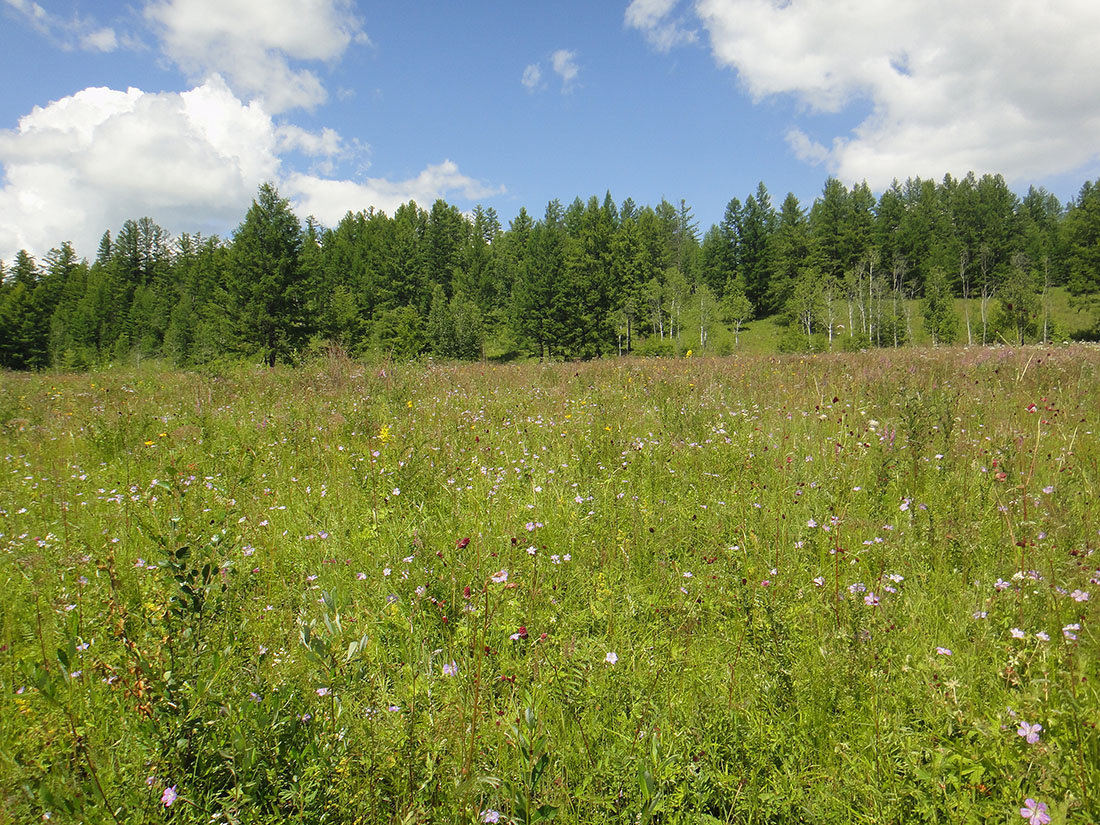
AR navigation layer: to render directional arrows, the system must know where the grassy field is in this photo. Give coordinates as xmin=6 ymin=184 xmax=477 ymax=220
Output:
xmin=2 ymin=346 xmax=1098 ymax=824
xmin=658 ymin=287 xmax=1099 ymax=357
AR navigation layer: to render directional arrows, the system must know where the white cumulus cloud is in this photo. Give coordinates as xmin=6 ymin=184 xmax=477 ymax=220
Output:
xmin=640 ymin=0 xmax=1100 ymax=188
xmin=625 ymin=0 xmax=697 ymax=51
xmin=286 ymin=161 xmax=505 ymax=226
xmin=143 ymin=0 xmax=368 ymax=112
xmin=521 ymin=63 xmax=543 ymax=91
xmin=0 ymin=79 xmax=500 ymax=263
xmin=0 ymin=77 xmax=280 ymax=260
xmin=551 ymin=49 xmax=580 ymax=92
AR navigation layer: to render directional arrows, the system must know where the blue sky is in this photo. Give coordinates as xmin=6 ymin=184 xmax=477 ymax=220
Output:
xmin=3 ymin=0 xmax=1100 ymax=263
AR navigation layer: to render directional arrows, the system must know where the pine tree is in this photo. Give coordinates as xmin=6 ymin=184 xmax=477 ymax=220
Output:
xmin=225 ymin=183 xmax=307 ymax=366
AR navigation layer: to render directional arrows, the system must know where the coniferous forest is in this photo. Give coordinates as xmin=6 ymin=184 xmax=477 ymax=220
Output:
xmin=3 ymin=172 xmax=1100 ymax=370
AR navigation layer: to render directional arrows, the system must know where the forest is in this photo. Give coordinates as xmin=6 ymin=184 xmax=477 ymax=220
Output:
xmin=2 ymin=171 xmax=1100 ymax=370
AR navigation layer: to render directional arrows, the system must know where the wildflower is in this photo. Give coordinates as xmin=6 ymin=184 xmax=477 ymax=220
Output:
xmin=161 ymin=786 xmax=178 ymax=807
xmin=527 ymin=545 xmax=537 ymax=556
xmin=491 ymin=570 xmax=508 ymax=584
xmin=807 ymin=518 xmax=818 ymax=528
xmin=1070 ymin=589 xmax=1089 ymax=602
xmin=442 ymin=661 xmax=458 ymax=677
xmin=812 ymin=576 xmax=825 ymax=587
xmin=1017 ymin=721 xmax=1042 ymax=744
xmin=383 ymin=567 xmax=392 ymax=576
xmin=936 ymin=647 xmax=952 ymax=656
xmin=391 ymin=488 xmax=400 ymax=496
xmin=995 ymin=578 xmax=1011 ymax=591
xmin=972 ymin=611 xmax=988 ymax=619
xmin=1010 ymin=628 xmax=1026 ymax=639
xmin=316 ymin=687 xmax=329 ymax=697
xmin=683 ymin=571 xmax=693 ymax=578
xmin=864 ymin=592 xmax=880 ymax=606
xmin=482 ymin=810 xmax=502 ymax=824
xmin=1035 ymin=631 xmax=1049 ymax=642
xmin=1019 ymin=798 xmax=1050 ymax=825
xmin=605 ymin=651 xmax=618 ymax=665
xmin=1063 ymin=623 xmax=1080 ymax=641
xmin=357 ymin=572 xmax=367 ymax=580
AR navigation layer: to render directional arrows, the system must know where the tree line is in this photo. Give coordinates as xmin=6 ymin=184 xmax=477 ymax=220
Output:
xmin=2 ymin=172 xmax=1100 ymax=370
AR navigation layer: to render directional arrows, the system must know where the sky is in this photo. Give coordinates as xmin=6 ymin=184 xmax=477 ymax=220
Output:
xmin=2 ymin=0 xmax=1100 ymax=265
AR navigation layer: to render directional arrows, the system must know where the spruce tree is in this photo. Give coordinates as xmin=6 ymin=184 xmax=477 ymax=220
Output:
xmin=225 ymin=183 xmax=307 ymax=366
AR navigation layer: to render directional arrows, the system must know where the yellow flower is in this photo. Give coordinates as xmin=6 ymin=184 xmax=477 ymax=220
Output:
xmin=686 ymin=349 xmax=693 ymax=357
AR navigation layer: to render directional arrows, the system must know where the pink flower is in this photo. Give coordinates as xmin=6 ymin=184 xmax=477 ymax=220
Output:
xmin=490 ymin=570 xmax=508 ymax=584
xmin=1019 ymin=798 xmax=1050 ymax=825
xmin=936 ymin=647 xmax=952 ymax=656
xmin=1017 ymin=721 xmax=1042 ymax=744
xmin=161 ymin=786 xmax=178 ymax=807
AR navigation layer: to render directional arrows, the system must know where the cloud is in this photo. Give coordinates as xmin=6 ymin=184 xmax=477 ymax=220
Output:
xmin=655 ymin=0 xmax=1100 ymax=188
xmin=0 ymin=77 xmax=279 ymax=260
xmin=0 ymin=79 xmax=500 ymax=263
xmin=785 ymin=128 xmax=829 ymax=167
xmin=521 ymin=63 xmax=543 ymax=91
xmin=624 ymin=0 xmax=697 ymax=52
xmin=286 ymin=161 xmax=505 ymax=226
xmin=3 ymin=0 xmax=121 ymax=52
xmin=143 ymin=0 xmax=368 ymax=112
xmin=551 ymin=49 xmax=580 ymax=92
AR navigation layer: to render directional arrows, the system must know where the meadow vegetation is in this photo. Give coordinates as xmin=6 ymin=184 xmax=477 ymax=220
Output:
xmin=1 ymin=345 xmax=1098 ymax=823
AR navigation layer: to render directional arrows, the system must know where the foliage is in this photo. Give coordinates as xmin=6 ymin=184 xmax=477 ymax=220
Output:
xmin=3 ymin=172 xmax=1100 ymax=371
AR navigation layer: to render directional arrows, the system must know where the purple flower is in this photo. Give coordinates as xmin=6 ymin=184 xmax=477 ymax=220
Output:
xmin=1019 ymin=798 xmax=1050 ymax=825
xmin=1070 ymin=589 xmax=1089 ymax=602
xmin=441 ymin=661 xmax=458 ymax=677
xmin=481 ymin=810 xmax=501 ymax=824
xmin=936 ymin=647 xmax=952 ymax=656
xmin=1017 ymin=721 xmax=1042 ymax=744
xmin=605 ymin=651 xmax=618 ymax=665
xmin=161 ymin=786 xmax=178 ymax=807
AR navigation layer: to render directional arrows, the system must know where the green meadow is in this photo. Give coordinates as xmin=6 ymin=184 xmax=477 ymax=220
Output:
xmin=1 ymin=346 xmax=1098 ymax=824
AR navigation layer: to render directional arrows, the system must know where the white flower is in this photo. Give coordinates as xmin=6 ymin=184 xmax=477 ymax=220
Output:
xmin=604 ymin=651 xmax=618 ymax=665
xmin=491 ymin=570 xmax=508 ymax=584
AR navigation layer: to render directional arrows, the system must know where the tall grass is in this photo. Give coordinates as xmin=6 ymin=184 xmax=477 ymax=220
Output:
xmin=1 ymin=346 xmax=1097 ymax=823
